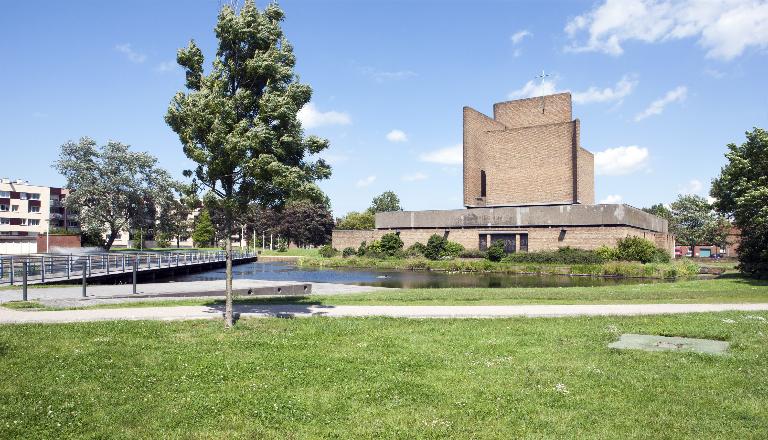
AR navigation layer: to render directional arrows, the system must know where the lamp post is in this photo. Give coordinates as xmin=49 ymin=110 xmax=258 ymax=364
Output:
xmin=46 ymin=218 xmax=50 ymax=253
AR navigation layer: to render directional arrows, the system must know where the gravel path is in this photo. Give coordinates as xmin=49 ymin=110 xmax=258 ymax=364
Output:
xmin=2 ymin=303 xmax=768 ymax=324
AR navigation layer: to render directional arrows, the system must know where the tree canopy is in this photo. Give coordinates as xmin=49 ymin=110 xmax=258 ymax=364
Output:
xmin=53 ymin=137 xmax=177 ymax=250
xmin=711 ymin=127 xmax=768 ymax=277
xmin=669 ymin=194 xmax=730 ymax=249
xmin=369 ymin=191 xmax=402 ymax=213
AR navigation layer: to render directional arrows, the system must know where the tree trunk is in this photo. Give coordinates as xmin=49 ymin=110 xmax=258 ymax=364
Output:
xmin=104 ymin=230 xmax=117 ymax=252
xmin=224 ymin=210 xmax=234 ymax=328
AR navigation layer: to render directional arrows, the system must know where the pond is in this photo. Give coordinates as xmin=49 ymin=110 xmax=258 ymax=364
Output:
xmin=157 ymin=262 xmax=672 ymax=289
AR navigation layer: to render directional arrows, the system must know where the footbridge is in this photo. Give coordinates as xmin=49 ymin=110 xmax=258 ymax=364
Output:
xmin=0 ymin=250 xmax=257 ymax=287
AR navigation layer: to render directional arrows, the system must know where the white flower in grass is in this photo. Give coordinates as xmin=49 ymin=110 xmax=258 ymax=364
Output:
xmin=744 ymin=315 xmax=767 ymax=322
xmin=555 ymin=383 xmax=569 ymax=395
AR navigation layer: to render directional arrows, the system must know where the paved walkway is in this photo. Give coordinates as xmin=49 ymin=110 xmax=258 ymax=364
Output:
xmin=0 ymin=279 xmax=387 ymax=308
xmin=2 ymin=303 xmax=767 ymax=324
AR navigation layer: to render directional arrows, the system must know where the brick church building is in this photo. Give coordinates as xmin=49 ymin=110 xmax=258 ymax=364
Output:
xmin=333 ymin=93 xmax=673 ymax=254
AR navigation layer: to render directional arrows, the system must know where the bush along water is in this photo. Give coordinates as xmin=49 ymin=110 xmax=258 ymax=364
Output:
xmin=304 ymin=235 xmax=694 ymax=278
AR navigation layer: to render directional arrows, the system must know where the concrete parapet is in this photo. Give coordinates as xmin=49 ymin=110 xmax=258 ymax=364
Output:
xmin=375 ymin=204 xmax=668 ymax=233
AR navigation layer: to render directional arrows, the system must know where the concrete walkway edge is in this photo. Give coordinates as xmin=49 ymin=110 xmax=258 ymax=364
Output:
xmin=2 ymin=303 xmax=768 ymax=324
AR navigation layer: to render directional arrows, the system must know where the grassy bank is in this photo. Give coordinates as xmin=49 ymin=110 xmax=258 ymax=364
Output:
xmin=1 ymin=314 xmax=767 ymax=438
xmin=299 ymin=256 xmax=701 ymax=278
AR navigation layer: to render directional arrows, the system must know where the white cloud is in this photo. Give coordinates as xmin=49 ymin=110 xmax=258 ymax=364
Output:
xmin=402 ymin=172 xmax=428 ymax=182
xmin=355 ymin=175 xmax=376 ymax=187
xmin=678 ymin=179 xmax=705 ymax=195
xmin=115 ymin=43 xmax=146 ymax=63
xmin=634 ymin=86 xmax=687 ymax=121
xmin=565 ymin=0 xmax=768 ymax=60
xmin=298 ymin=103 xmax=351 ymax=129
xmin=508 ymin=79 xmax=558 ymax=99
xmin=594 ymin=145 xmax=650 ymax=175
xmin=386 ymin=129 xmax=408 ymax=143
xmin=511 ymin=30 xmax=532 ymax=44
xmin=600 ymin=194 xmax=623 ymax=204
xmin=508 ymin=75 xmax=637 ymax=104
xmin=419 ymin=144 xmax=462 ymax=165
xmin=359 ymin=66 xmax=417 ymax=82
xmin=155 ymin=60 xmax=178 ymax=73
xmin=572 ymin=75 xmax=638 ymax=104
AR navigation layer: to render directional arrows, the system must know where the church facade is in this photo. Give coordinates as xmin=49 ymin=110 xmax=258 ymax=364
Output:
xmin=332 ymin=93 xmax=673 ymax=254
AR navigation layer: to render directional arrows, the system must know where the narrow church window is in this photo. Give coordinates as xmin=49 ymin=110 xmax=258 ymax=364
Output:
xmin=480 ymin=170 xmax=487 ymax=198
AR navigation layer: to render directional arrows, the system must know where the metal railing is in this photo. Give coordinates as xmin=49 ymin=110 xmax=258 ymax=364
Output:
xmin=0 ymin=250 xmax=255 ymax=286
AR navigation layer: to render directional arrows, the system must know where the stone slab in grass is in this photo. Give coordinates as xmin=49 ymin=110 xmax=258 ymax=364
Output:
xmin=609 ymin=333 xmax=729 ymax=355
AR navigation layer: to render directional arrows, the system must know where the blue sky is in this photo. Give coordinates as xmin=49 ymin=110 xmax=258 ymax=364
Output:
xmin=1 ymin=0 xmax=767 ymax=216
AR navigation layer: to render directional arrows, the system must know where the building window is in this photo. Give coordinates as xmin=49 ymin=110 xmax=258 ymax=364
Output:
xmin=68 ymin=221 xmax=79 ymax=227
xmin=0 ymin=218 xmax=9 ymax=225
xmin=20 ymin=218 xmax=28 ymax=226
xmin=0 ymin=191 xmax=9 ymax=198
xmin=0 ymin=204 xmax=7 ymax=212
xmin=29 ymin=219 xmax=40 ymax=226
xmin=19 ymin=193 xmax=28 ymax=200
xmin=11 ymin=205 xmax=18 ymax=212
xmin=519 ymin=234 xmax=528 ymax=252
xmin=28 ymin=193 xmax=40 ymax=200
xmin=29 ymin=206 xmax=40 ymax=213
xmin=480 ymin=170 xmax=487 ymax=198
xmin=479 ymin=234 xmax=488 ymax=251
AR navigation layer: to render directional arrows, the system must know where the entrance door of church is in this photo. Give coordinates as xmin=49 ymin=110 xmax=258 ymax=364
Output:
xmin=490 ymin=234 xmax=516 ymax=253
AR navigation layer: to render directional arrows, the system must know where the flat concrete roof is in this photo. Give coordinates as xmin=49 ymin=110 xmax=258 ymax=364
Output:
xmin=375 ymin=204 xmax=668 ymax=233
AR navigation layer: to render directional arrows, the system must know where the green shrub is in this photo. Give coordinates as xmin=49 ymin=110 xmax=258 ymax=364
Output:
xmin=425 ymin=234 xmax=447 ymax=260
xmin=616 ymin=236 xmax=669 ymax=263
xmin=277 ymin=241 xmax=287 ymax=252
xmin=342 ymin=247 xmax=356 ymax=258
xmin=405 ymin=242 xmax=426 ymax=257
xmin=502 ymin=247 xmax=605 ymax=264
xmin=318 ymin=244 xmax=337 ymax=258
xmin=652 ymin=247 xmax=671 ymax=263
xmin=594 ymin=245 xmax=618 ymax=261
xmin=459 ymin=249 xmax=487 ymax=259
xmin=443 ymin=241 xmax=465 ymax=258
xmin=379 ymin=233 xmax=404 ymax=256
xmin=357 ymin=241 xmax=368 ymax=257
xmin=486 ymin=240 xmax=506 ymax=262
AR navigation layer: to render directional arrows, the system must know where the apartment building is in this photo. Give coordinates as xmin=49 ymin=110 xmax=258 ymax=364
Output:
xmin=0 ymin=178 xmax=79 ymax=237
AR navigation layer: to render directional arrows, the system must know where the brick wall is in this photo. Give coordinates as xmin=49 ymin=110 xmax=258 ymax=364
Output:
xmin=463 ymin=93 xmax=595 ymax=207
xmin=332 ymin=226 xmax=674 ymax=257
xmin=577 ymin=147 xmax=595 ymax=204
xmin=492 ymin=93 xmax=572 ymax=129
xmin=37 ymin=234 xmax=82 ymax=253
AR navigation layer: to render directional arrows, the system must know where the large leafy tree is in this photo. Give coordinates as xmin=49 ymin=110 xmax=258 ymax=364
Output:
xmin=192 ymin=210 xmax=216 ymax=248
xmin=669 ymin=194 xmax=730 ymax=251
xmin=711 ymin=128 xmax=768 ymax=277
xmin=277 ymin=200 xmax=334 ymax=248
xmin=369 ymin=191 xmax=402 ymax=213
xmin=336 ymin=211 xmax=375 ymax=230
xmin=642 ymin=203 xmax=672 ymax=222
xmin=166 ymin=1 xmax=330 ymax=327
xmin=53 ymin=137 xmax=177 ymax=250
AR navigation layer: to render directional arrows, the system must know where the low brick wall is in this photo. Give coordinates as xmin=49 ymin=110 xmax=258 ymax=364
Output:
xmin=332 ymin=226 xmax=675 ymax=257
xmin=37 ymin=234 xmax=81 ymax=253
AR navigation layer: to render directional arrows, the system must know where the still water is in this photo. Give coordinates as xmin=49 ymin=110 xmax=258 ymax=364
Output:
xmin=158 ymin=262 xmax=670 ymax=289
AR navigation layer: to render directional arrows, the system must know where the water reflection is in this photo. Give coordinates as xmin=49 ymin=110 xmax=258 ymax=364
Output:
xmin=159 ymin=262 xmax=671 ymax=289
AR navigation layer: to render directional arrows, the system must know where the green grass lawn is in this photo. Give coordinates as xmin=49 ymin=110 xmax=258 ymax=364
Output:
xmin=1 ymin=313 xmax=766 ymax=438
xmin=259 ymin=247 xmax=320 ymax=257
